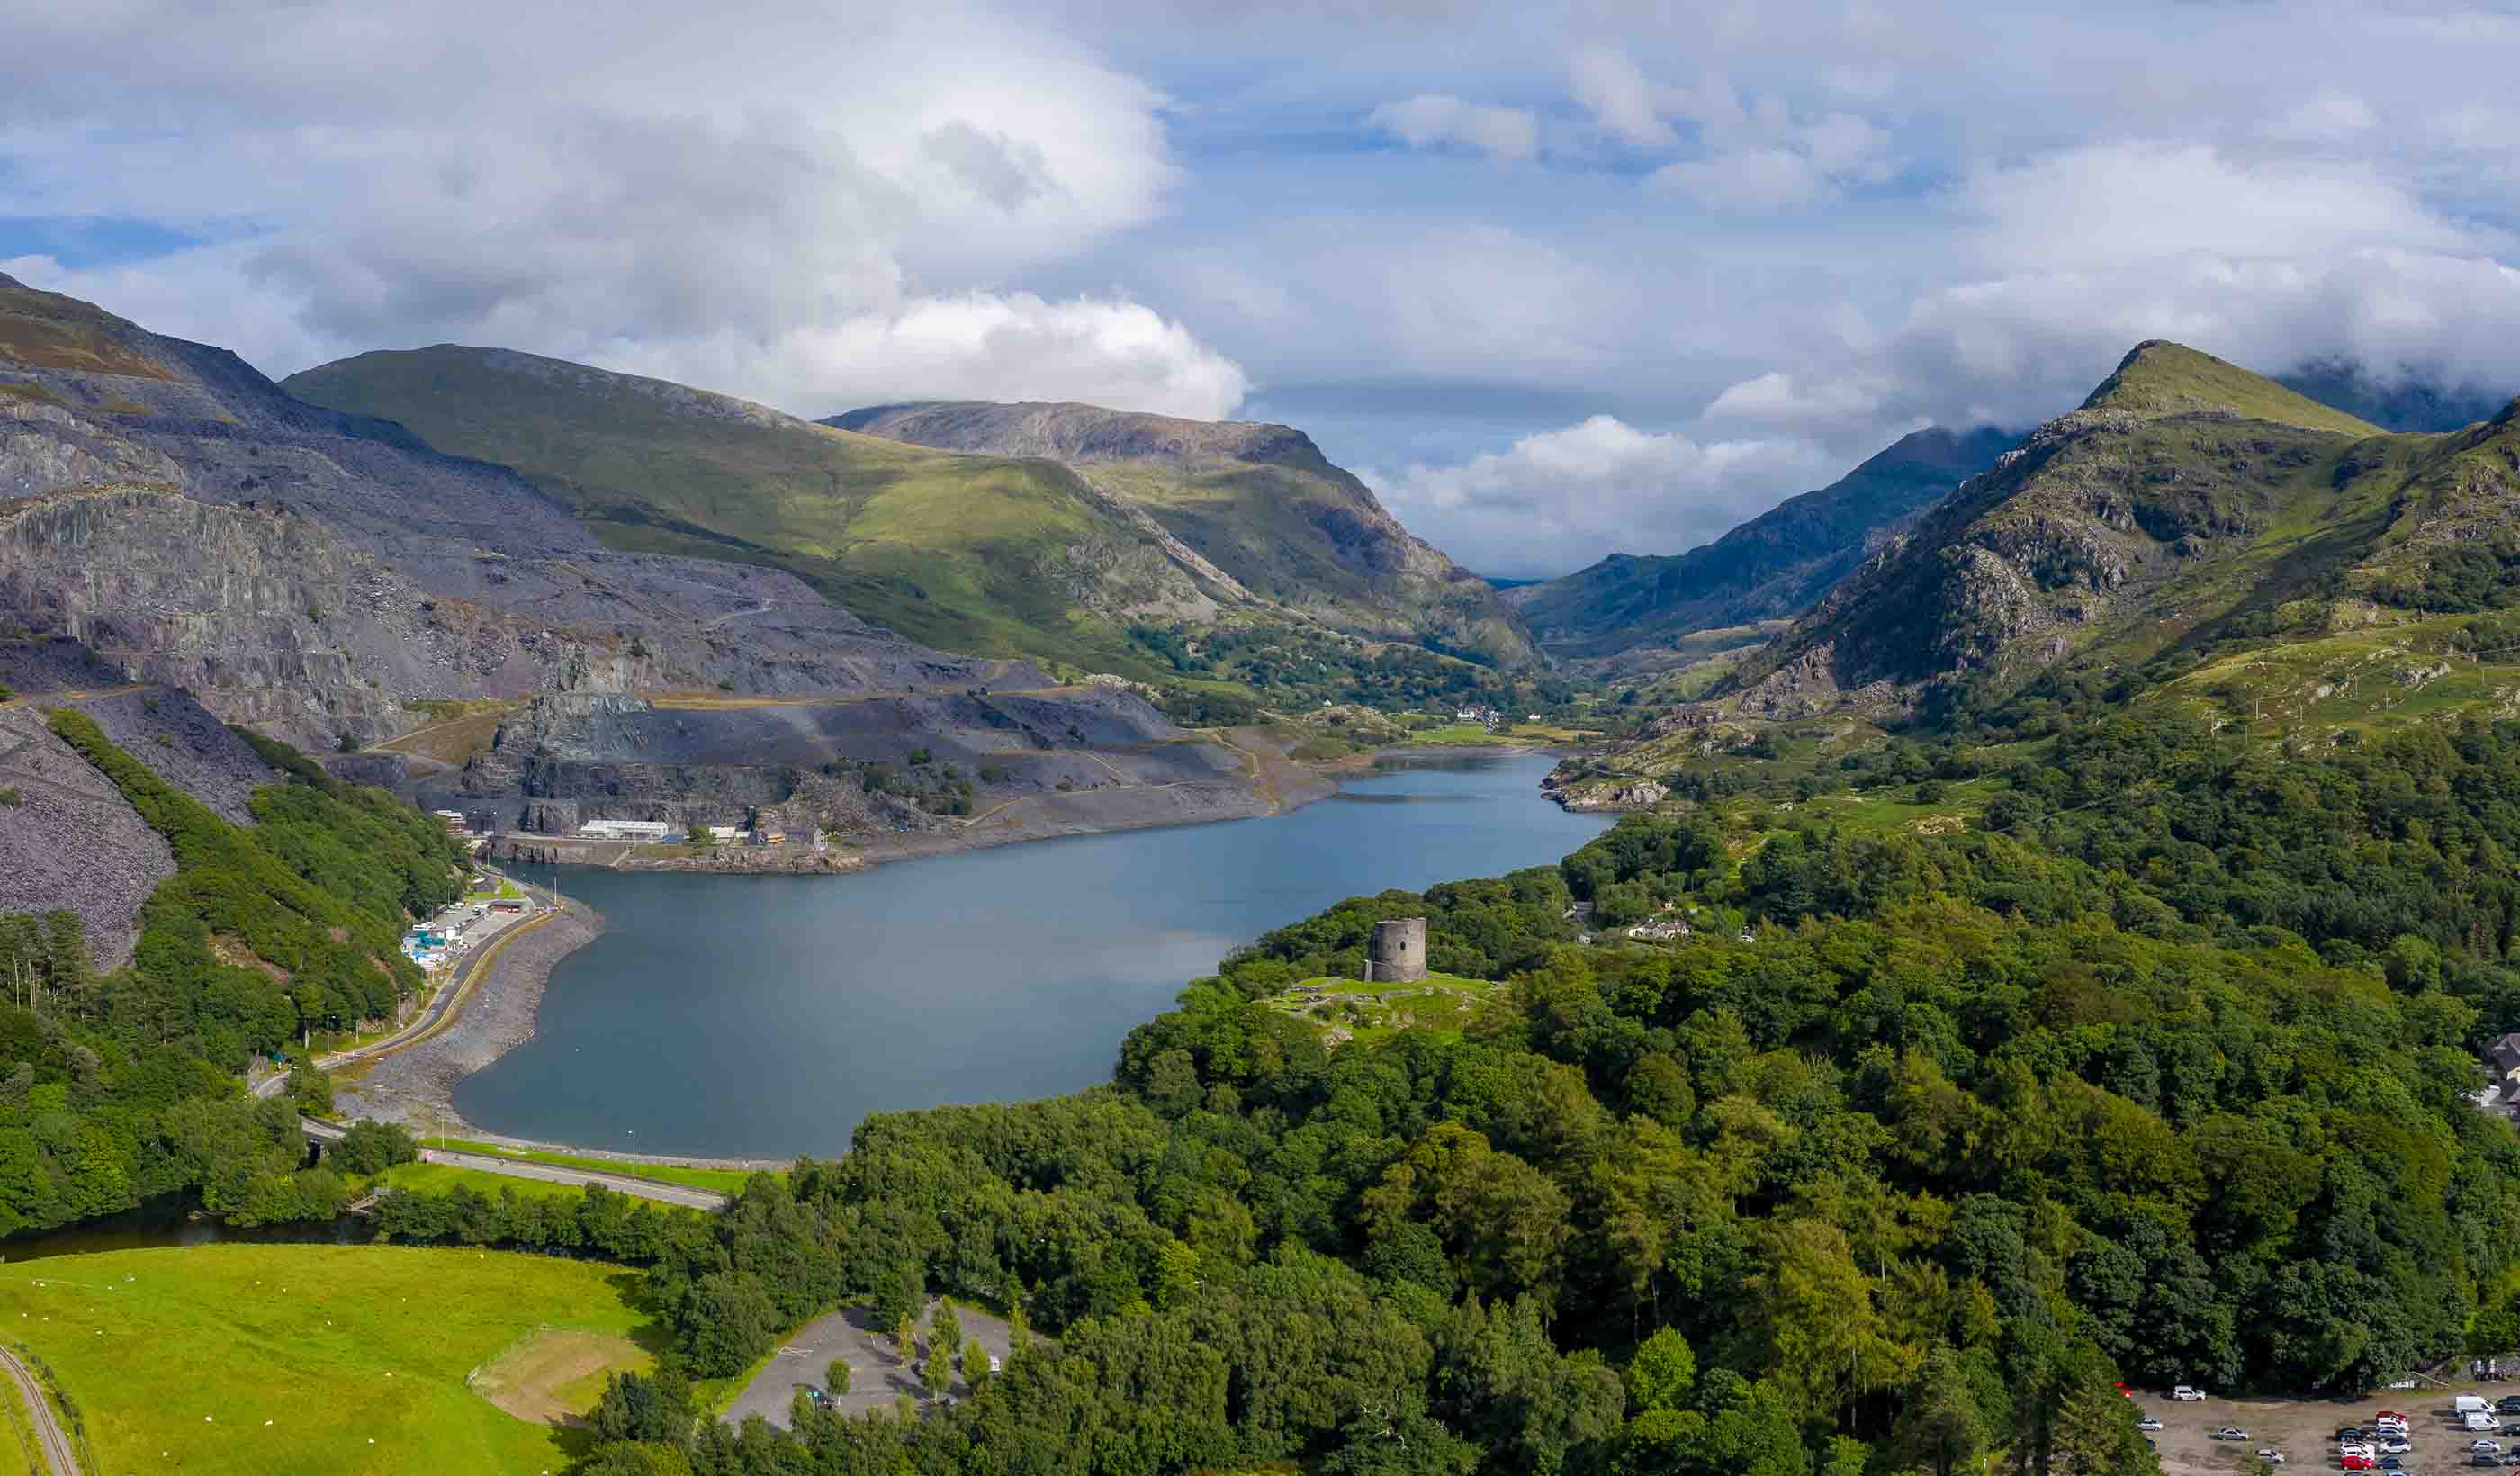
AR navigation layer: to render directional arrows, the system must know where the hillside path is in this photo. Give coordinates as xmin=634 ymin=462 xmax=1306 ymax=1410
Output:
xmin=0 ymin=1344 xmax=82 ymax=1476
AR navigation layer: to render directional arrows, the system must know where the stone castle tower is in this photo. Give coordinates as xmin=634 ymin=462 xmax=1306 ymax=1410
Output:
xmin=1367 ymin=918 xmax=1427 ymax=983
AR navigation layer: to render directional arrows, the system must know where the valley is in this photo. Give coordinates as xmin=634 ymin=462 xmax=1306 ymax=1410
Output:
xmin=13 ymin=271 xmax=2520 ymax=1476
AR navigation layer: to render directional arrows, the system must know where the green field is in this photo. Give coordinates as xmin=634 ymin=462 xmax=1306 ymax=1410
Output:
xmin=0 ymin=1243 xmax=655 ymax=1475
xmin=0 ymin=1371 xmax=39 ymax=1476
xmin=372 ymin=1161 xmax=589 ymax=1202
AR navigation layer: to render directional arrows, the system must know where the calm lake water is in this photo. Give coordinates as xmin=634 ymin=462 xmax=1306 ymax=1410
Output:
xmin=455 ymin=752 xmax=1609 ymax=1157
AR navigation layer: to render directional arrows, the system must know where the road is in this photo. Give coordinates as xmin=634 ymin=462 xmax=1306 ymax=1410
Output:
xmin=0 ymin=1344 xmax=82 ymax=1476
xmin=295 ymin=1120 xmax=726 ymax=1210
xmin=251 ymin=877 xmax=555 ymax=1101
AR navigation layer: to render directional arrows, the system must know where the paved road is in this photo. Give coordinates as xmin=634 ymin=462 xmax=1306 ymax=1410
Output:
xmin=298 ymin=1116 xmax=724 ymax=1210
xmin=724 ymin=1300 xmax=1022 ymax=1431
xmin=0 ymin=1344 xmax=81 ymax=1476
xmin=251 ymin=875 xmax=555 ymax=1101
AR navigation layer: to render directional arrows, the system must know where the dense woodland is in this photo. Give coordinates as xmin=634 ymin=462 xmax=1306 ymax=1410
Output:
xmin=343 ymin=701 xmax=2520 ymax=1474
xmin=0 ymin=713 xmax=464 ymax=1236
xmin=15 ymin=669 xmax=2520 ymax=1475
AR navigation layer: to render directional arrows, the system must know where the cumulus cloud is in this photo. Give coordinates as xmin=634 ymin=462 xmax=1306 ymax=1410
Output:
xmin=1364 ymin=414 xmax=1840 ymax=576
xmin=0 ymin=0 xmax=1244 ymax=419
xmin=1367 ymin=94 xmax=1541 ymax=162
xmin=1568 ymin=45 xmax=1677 ymax=148
xmin=609 ymin=292 xmax=1251 ymax=420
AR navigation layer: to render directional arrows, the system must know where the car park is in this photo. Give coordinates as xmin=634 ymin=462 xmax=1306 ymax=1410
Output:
xmin=2174 ymin=1386 xmax=2208 ymax=1401
xmin=2214 ymin=1428 xmax=2249 ymax=1441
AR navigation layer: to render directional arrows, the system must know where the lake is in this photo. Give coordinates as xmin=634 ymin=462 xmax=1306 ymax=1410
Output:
xmin=454 ymin=752 xmax=1609 ymax=1157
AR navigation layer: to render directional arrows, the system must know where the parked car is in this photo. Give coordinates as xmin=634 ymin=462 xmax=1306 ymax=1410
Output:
xmin=2347 ymin=1454 xmax=2379 ymax=1470
xmin=2384 ymin=1438 xmax=2415 ymax=1454
xmin=2346 ymin=1443 xmax=2380 ymax=1459
xmin=2499 ymin=1399 xmax=2520 ymax=1416
xmin=2382 ymin=1455 xmax=2406 ymax=1471
xmin=2260 ymin=1451 xmax=2287 ymax=1466
xmin=2344 ymin=1430 xmax=2372 ymax=1441
xmin=2471 ymin=1443 xmax=2501 ymax=1456
xmin=2215 ymin=1429 xmax=2250 ymax=1442
xmin=2174 ymin=1386 xmax=2208 ymax=1401
xmin=2139 ymin=1418 xmax=2164 ymax=1432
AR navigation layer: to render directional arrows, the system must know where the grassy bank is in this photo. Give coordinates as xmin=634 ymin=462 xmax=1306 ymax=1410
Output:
xmin=0 ymin=1243 xmax=654 ymax=1475
xmin=415 ymin=1138 xmax=771 ymax=1195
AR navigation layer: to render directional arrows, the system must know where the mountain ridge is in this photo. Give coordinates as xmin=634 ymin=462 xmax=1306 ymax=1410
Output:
xmin=1501 ymin=425 xmax=2016 ymax=677
xmin=1715 ymin=339 xmax=2520 ymax=721
xmin=824 ymin=398 xmax=1539 ymax=667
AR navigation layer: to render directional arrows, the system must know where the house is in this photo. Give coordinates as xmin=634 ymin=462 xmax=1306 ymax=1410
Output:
xmin=432 ymin=808 xmax=468 ymax=834
xmin=2491 ymin=1032 xmax=2520 ymax=1082
xmin=708 ymin=824 xmax=742 ymax=842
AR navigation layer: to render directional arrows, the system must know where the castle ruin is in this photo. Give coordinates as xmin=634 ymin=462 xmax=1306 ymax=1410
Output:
xmin=1367 ymin=917 xmax=1427 ymax=983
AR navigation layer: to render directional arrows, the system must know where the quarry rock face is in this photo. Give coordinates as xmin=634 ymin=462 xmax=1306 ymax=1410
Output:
xmin=0 ymin=483 xmax=555 ymax=747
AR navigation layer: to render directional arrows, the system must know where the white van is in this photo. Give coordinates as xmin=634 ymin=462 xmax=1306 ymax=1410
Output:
xmin=2464 ymin=1412 xmax=2497 ymax=1432
xmin=2459 ymin=1397 xmax=2492 ymax=1416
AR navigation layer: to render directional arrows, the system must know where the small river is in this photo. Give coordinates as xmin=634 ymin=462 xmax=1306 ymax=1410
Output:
xmin=454 ymin=752 xmax=1609 ymax=1158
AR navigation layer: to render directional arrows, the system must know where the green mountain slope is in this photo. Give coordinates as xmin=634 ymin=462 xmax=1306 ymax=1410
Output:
xmin=1504 ymin=427 xmax=2014 ymax=675
xmin=826 ymin=400 xmax=1538 ymax=666
xmin=1717 ymin=340 xmax=2520 ymax=724
xmin=283 ymin=347 xmax=1241 ymax=673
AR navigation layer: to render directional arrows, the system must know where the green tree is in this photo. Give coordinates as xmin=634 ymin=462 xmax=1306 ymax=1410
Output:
xmin=895 ymin=1311 xmax=917 ymax=1364
xmin=1896 ymin=1345 xmax=1989 ymax=1476
xmin=824 ymin=1357 xmax=850 ymax=1395
xmin=935 ymin=1300 xmax=964 ymax=1358
xmin=922 ymin=1340 xmax=953 ymax=1399
xmin=1626 ymin=1328 xmax=1697 ymax=1414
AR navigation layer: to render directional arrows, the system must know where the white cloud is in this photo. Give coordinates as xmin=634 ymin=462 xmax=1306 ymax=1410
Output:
xmin=1650 ymin=148 xmax=1831 ymax=211
xmin=1567 ymin=44 xmax=1678 ymax=148
xmin=611 ymin=292 xmax=1252 ymax=420
xmin=1365 ymin=414 xmax=1840 ymax=576
xmin=2259 ymin=94 xmax=2380 ymax=143
xmin=0 ymin=0 xmax=1234 ymax=418
xmin=1367 ymin=94 xmax=1542 ymax=162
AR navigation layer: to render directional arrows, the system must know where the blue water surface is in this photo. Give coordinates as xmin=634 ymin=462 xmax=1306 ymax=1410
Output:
xmin=456 ymin=752 xmax=1608 ymax=1156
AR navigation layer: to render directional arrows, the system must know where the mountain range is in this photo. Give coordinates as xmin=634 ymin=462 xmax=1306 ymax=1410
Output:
xmin=1503 ymin=426 xmax=2016 ymax=680
xmin=281 ymin=353 xmax=1534 ymax=676
xmin=1719 ymin=339 xmax=2520 ymax=722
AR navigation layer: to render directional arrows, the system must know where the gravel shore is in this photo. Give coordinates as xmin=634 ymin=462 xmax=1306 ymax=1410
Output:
xmin=336 ymin=902 xmax=598 ymax=1135
xmin=333 ymin=899 xmax=785 ymax=1171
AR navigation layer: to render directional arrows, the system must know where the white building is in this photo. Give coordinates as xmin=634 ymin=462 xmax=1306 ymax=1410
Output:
xmin=708 ymin=824 xmax=742 ymax=842
xmin=579 ymin=819 xmax=672 ymax=840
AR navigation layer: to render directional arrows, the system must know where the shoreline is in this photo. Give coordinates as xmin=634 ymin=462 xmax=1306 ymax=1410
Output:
xmin=345 ymin=739 xmax=1556 ymax=1163
xmin=477 ymin=724 xmax=1340 ymax=878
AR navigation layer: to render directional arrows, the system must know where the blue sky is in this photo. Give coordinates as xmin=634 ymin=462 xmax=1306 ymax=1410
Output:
xmin=5 ymin=0 xmax=2518 ymax=576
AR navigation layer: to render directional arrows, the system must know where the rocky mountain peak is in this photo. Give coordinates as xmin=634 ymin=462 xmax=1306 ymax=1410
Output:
xmin=2078 ymin=339 xmax=2381 ymax=436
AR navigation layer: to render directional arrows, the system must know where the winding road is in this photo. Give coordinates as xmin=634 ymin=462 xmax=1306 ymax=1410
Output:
xmin=0 ymin=1344 xmax=81 ymax=1476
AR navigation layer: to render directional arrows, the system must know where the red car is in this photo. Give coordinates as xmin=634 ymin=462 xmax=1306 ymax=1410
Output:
xmin=2345 ymin=1456 xmax=2378 ymax=1470
xmin=2377 ymin=1413 xmax=2404 ymax=1424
